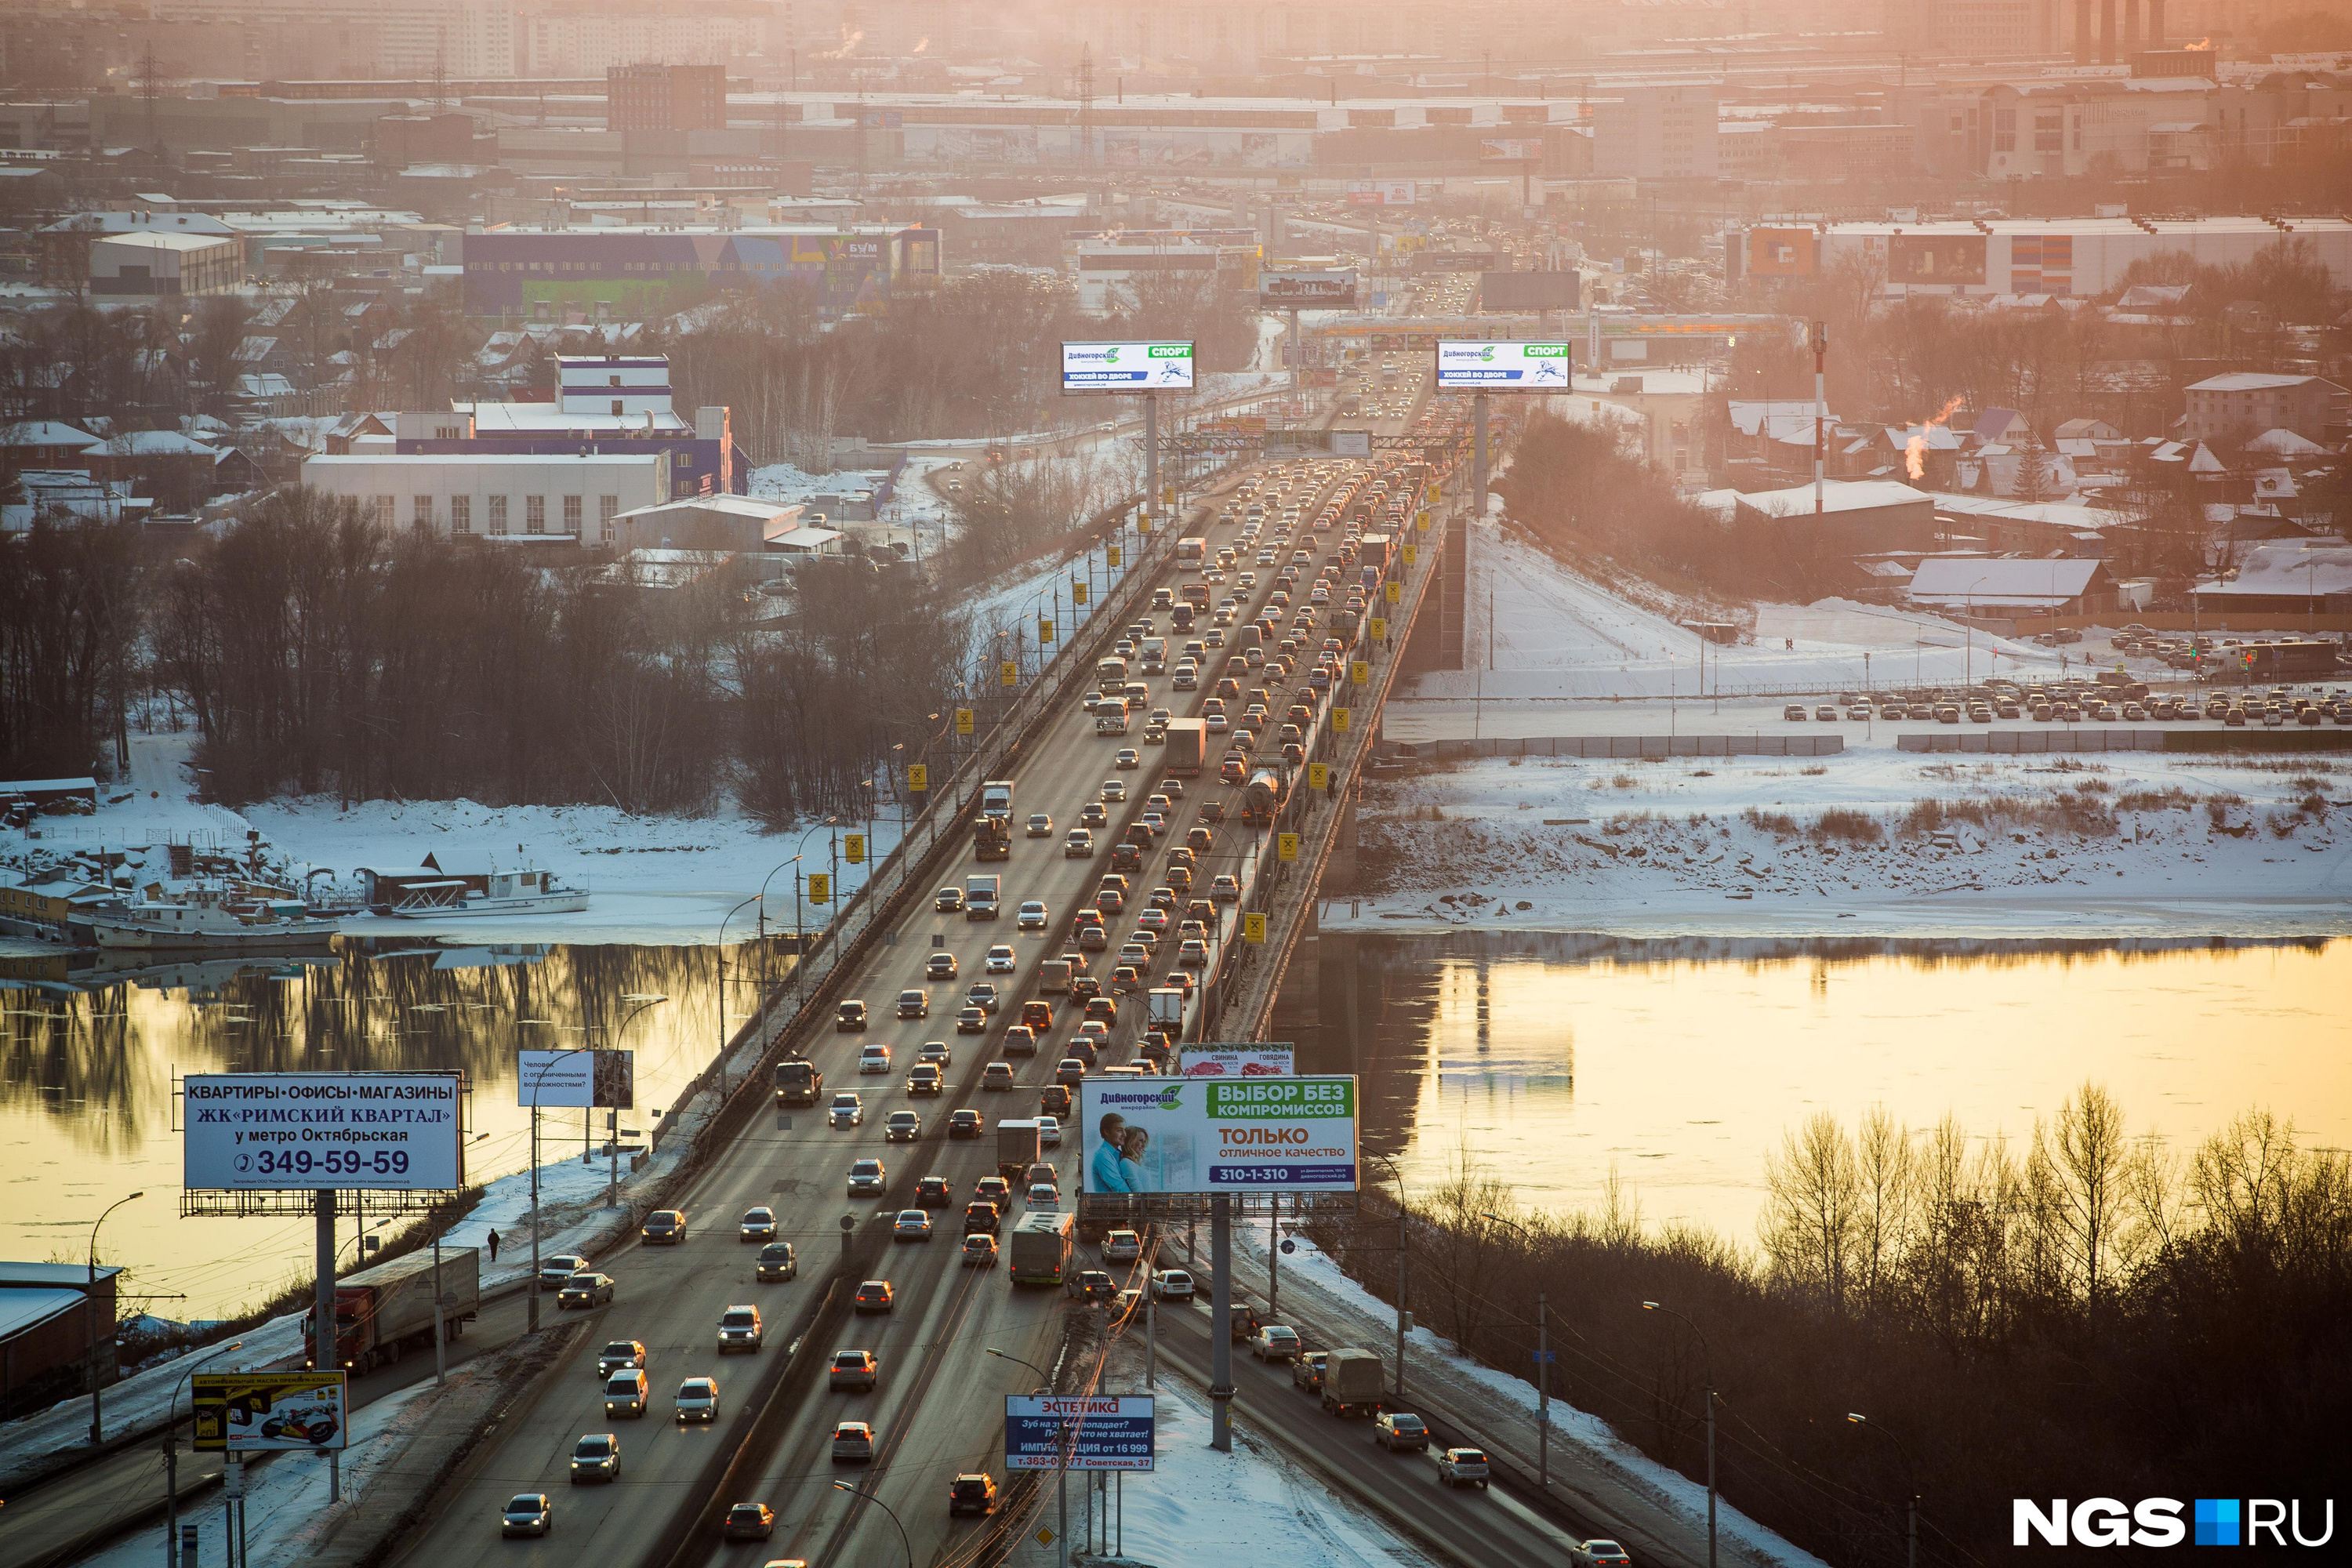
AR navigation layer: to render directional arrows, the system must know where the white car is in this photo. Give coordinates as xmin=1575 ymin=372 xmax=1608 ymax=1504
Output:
xmin=829 ymin=1092 xmax=864 ymax=1127
xmin=1035 ymin=1114 xmax=1062 ymax=1148
xmin=1017 ymin=900 xmax=1049 ymax=930
xmin=985 ymin=945 xmax=1018 ymax=974
xmin=673 ymin=1377 xmax=719 ymax=1424
xmin=1026 ymin=1182 xmax=1060 ymax=1209
xmin=858 ymin=1044 xmax=891 ymax=1073
xmin=1102 ymin=1229 xmax=1141 ymax=1262
xmin=1150 ymin=1269 xmax=1195 ymax=1301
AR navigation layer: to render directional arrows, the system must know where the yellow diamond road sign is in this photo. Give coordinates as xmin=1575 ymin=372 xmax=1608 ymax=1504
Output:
xmin=907 ymin=764 xmax=927 ymax=792
xmin=1037 ymin=1526 xmax=1057 ymax=1547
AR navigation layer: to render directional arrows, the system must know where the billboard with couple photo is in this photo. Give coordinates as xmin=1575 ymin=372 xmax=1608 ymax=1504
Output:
xmin=1080 ymin=1076 xmax=1357 ymax=1194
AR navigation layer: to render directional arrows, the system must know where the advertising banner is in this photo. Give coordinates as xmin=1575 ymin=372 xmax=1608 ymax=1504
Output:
xmin=1062 ymin=341 xmax=1196 ymax=393
xmin=1080 ymin=1076 xmax=1357 ymax=1194
xmin=1745 ymin=227 xmax=1817 ymax=278
xmin=516 ymin=1049 xmax=635 ymax=1109
xmin=1345 ymin=179 xmax=1414 ymax=207
xmin=1435 ymin=341 xmax=1573 ymax=389
xmin=192 ymin=1371 xmax=350 ymax=1451
xmin=1175 ymin=1044 xmax=1296 ymax=1078
xmin=1891 ymin=234 xmax=1986 ymax=285
xmin=1006 ymin=1396 xmax=1156 ymax=1471
xmin=184 ymin=1073 xmax=464 ymax=1191
xmin=1480 ymin=137 xmax=1545 ymax=161
xmin=1331 ymin=430 xmax=1371 ymax=457
xmin=1258 ymin=269 xmax=1359 ymax=307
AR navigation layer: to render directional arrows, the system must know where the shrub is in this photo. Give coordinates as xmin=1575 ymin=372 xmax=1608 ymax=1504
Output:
xmin=1809 ymin=808 xmax=1883 ymax=845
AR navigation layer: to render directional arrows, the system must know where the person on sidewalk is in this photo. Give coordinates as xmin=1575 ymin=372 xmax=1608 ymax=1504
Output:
xmin=487 ymin=1228 xmax=500 ymax=1263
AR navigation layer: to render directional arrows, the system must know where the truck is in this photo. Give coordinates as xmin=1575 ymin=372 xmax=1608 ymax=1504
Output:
xmin=1319 ymin=1347 xmax=1386 ymax=1417
xmin=980 ymin=779 xmax=1014 ymax=818
xmin=306 ymin=1247 xmax=480 ymax=1374
xmin=964 ymin=873 xmax=1001 ymax=918
xmin=1242 ymin=767 xmax=1288 ymax=825
xmin=774 ymin=1057 xmax=822 ymax=1105
xmin=1161 ymin=717 xmax=1207 ymax=776
xmin=996 ymin=1117 xmax=1042 ymax=1182
xmin=1147 ymin=987 xmax=1186 ymax=1035
xmin=1007 ymin=1211 xmax=1076 ymax=1287
xmin=1038 ymin=956 xmax=1073 ymax=995
xmin=973 ymin=813 xmax=1011 ymax=860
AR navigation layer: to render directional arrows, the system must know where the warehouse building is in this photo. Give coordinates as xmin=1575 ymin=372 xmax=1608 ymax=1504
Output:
xmin=299 ymin=452 xmax=670 ymax=544
xmin=89 ymin=230 xmax=244 ymax=297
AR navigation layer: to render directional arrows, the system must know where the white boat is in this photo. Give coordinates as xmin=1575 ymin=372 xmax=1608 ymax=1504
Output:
xmin=85 ymin=886 xmax=340 ymax=951
xmin=384 ymin=868 xmax=590 ymax=920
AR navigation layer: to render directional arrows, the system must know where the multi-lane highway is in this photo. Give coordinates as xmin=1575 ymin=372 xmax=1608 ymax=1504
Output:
xmin=392 ymin=383 xmax=1443 ymax=1568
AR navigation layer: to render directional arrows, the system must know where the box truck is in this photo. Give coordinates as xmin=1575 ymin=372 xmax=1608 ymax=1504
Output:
xmin=996 ymin=1118 xmax=1042 ymax=1181
xmin=306 ymin=1247 xmax=480 ymax=1374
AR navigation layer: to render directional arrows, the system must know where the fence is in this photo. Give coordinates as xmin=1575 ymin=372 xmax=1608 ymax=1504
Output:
xmin=1400 ymin=734 xmax=1845 ymax=760
xmin=1897 ymin=728 xmax=2352 ymax=755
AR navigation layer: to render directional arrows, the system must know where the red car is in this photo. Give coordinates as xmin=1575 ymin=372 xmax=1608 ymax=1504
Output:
xmin=1020 ymin=1000 xmax=1053 ymax=1031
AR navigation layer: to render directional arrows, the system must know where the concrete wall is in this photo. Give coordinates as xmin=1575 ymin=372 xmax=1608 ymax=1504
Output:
xmin=1401 ymin=734 xmax=1846 ymax=760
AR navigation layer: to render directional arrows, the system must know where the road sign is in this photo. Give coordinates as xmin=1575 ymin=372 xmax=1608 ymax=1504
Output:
xmin=1417 ymin=511 xmax=1430 ymax=531
xmin=1107 ymin=543 xmax=1122 ymax=567
xmin=1351 ymin=660 xmax=1369 ymax=686
xmin=1369 ymin=617 xmax=1387 ymax=640
xmin=1277 ymin=832 xmax=1299 ymax=862
xmin=1425 ymin=484 xmax=1441 ymax=504
xmin=1137 ymin=513 xmax=1152 ymax=533
xmin=183 ymin=1073 xmax=463 ymax=1192
xmin=1000 ymin=661 xmax=1018 ymax=687
xmin=193 ymin=1371 xmax=348 ymax=1451
xmin=1385 ymin=582 xmax=1401 ymax=604
xmin=1308 ymin=763 xmax=1329 ymax=790
xmin=1039 ymin=617 xmax=1055 ymax=643
xmin=907 ymin=764 xmax=927 ymax=792
xmin=1333 ymin=707 xmax=1352 ymax=731
xmin=1037 ymin=1528 xmax=1058 ymax=1548
xmin=956 ymin=708 xmax=975 ymax=734
xmin=844 ymin=833 xmax=866 ymax=865
xmin=1073 ymin=581 xmax=1089 ymax=604
xmin=1007 ymin=1396 xmax=1156 ymax=1471
xmin=1280 ymin=1238 xmax=1298 ymax=1254
xmin=517 ymin=1050 xmax=633 ymax=1109
xmin=1243 ymin=912 xmax=1268 ymax=944
xmin=1534 ymin=1350 xmax=1557 ymax=1363
xmin=1402 ymin=544 xmax=1417 ymax=567
xmin=808 ymin=873 xmax=829 ymax=904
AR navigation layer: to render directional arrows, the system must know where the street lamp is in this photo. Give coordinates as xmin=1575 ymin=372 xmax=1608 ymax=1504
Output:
xmin=603 ymin=993 xmax=667 ymax=1207
xmin=1640 ymin=1301 xmax=1716 ymax=1568
xmin=87 ymin=1189 xmax=143 ymax=1444
xmin=1364 ymin=1151 xmax=1411 ymax=1402
xmin=520 ymin=1044 xmax=596 ymax=1331
xmin=830 ymin=1480 xmax=914 ymax=1568
xmin=716 ymin=892 xmax=763 ymax=1101
xmin=163 ymin=1338 xmax=245 ymax=1568
xmin=1847 ymin=1412 xmax=1921 ymax=1568
xmin=1479 ymin=1210 xmax=1551 ymax=1488
xmin=988 ymin=1347 xmax=1069 ymax=1568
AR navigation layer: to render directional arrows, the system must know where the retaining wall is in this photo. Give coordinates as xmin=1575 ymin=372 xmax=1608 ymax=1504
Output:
xmin=1403 ymin=734 xmax=1846 ymax=760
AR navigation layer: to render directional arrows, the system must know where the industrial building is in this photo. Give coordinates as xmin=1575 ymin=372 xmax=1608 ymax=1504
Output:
xmin=459 ymin=223 xmax=941 ymax=320
xmin=88 ymin=231 xmax=244 ymax=298
xmin=299 ymin=452 xmax=672 ymax=543
xmin=1 ymin=1262 xmax=122 ymax=1421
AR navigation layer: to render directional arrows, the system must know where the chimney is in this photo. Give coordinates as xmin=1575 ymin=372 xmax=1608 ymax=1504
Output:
xmin=2074 ymin=0 xmax=2093 ymax=62
xmin=2123 ymin=0 xmax=2140 ymax=46
xmin=2100 ymin=0 xmax=2117 ymax=62
xmin=2146 ymin=0 xmax=2162 ymax=45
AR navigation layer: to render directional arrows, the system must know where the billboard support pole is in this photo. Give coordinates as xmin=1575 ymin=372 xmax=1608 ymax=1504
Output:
xmin=1143 ymin=393 xmax=1158 ymax=531
xmin=1287 ymin=307 xmax=1300 ymax=408
xmin=1811 ymin=321 xmax=1828 ymax=516
xmin=1473 ymin=392 xmax=1490 ymax=517
xmin=1209 ymin=1193 xmax=1233 ymax=1452
xmin=314 ymin=1187 xmax=337 ymax=1501
xmin=1268 ymin=1203 xmax=1279 ymax=1321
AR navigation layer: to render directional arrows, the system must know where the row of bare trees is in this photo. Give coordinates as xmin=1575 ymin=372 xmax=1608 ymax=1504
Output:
xmin=1311 ymin=1088 xmax=2350 ymax=1566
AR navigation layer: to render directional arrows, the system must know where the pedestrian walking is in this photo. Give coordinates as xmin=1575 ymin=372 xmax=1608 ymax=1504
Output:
xmin=487 ymin=1228 xmax=500 ymax=1262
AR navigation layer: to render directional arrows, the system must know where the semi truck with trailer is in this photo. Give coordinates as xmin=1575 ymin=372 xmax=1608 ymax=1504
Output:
xmin=305 ymin=1247 xmax=480 ymax=1374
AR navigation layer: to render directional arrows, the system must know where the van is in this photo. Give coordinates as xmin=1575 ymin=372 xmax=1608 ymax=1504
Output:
xmin=1039 ymin=957 xmax=1073 ymax=994
xmin=604 ymin=1368 xmax=649 ymax=1417
xmin=1097 ymin=656 xmax=1128 ymax=688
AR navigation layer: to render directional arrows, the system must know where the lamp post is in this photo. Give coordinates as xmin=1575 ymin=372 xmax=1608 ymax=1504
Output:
xmin=989 ymin=1347 xmax=1067 ymax=1568
xmin=1364 ymin=1152 xmax=1410 ymax=1402
xmin=829 ymin=1480 xmax=913 ymax=1568
xmin=521 ymin=1044 xmax=594 ymax=1331
xmin=163 ymin=1338 xmax=245 ymax=1568
xmin=87 ymin=1189 xmax=143 ymax=1444
xmin=604 ymin=993 xmax=667 ymax=1207
xmin=716 ymin=892 xmax=763 ymax=1102
xmin=1847 ymin=1412 xmax=1920 ymax=1568
xmin=1641 ymin=1300 xmax=1715 ymax=1568
xmin=1480 ymin=1211 xmax=1549 ymax=1488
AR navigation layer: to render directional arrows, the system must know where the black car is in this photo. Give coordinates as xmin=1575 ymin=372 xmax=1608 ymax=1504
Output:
xmin=915 ymin=1175 xmax=955 ymax=1209
xmin=949 ymin=1473 xmax=998 ymax=1516
xmin=836 ymin=1001 xmax=867 ymax=1032
xmin=947 ymin=1108 xmax=982 ymax=1139
xmin=1065 ymin=1269 xmax=1116 ymax=1304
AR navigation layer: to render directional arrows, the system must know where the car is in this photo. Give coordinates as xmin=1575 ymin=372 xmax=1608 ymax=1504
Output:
xmin=739 ymin=1207 xmax=777 ymax=1243
xmin=1116 ymin=748 xmax=1141 ymax=769
xmin=1083 ymin=996 xmax=1118 ymax=1025
xmin=1250 ymin=1324 xmax=1301 ymax=1362
xmin=1066 ymin=1268 xmax=1116 ymax=1303
xmin=956 ymin=1004 xmax=989 ymax=1035
xmin=537 ymin=1253 xmax=592 ymax=1289
xmin=557 ymin=1273 xmax=615 ymax=1309
xmin=1570 ymin=1543 xmax=1635 ymax=1568
xmin=674 ymin=1377 xmax=719 ymax=1423
xmin=1017 ymin=900 xmax=1050 ymax=930
xmin=1079 ymin=802 xmax=1108 ymax=828
xmin=854 ymin=1279 xmax=895 ymax=1314
xmin=984 ymin=944 xmax=1018 ymax=974
xmin=641 ymin=1210 xmax=687 ymax=1245
xmin=935 ymin=887 xmax=964 ymax=913
xmin=501 ymin=1494 xmax=553 ymax=1537
xmin=848 ymin=1158 xmax=887 ymax=1196
xmin=884 ymin=1110 xmax=923 ymax=1142
xmin=1027 ymin=1182 xmax=1060 ymax=1209
xmin=1102 ymin=779 xmax=1127 ymax=802
xmin=925 ymin=952 xmax=959 ymax=981
xmin=1026 ymin=812 xmax=1054 ymax=837
xmin=721 ymin=1502 xmax=775 ymax=1541
xmin=1178 ymin=938 xmax=1210 ymax=967
xmin=1021 ymin=999 xmax=1054 ymax=1030
xmin=975 ymin=1175 xmax=1012 ymax=1207
xmin=1436 ymin=1446 xmax=1491 ymax=1489
xmin=717 ymin=1305 xmax=764 ymax=1352
xmin=568 ymin=1433 xmax=620 ymax=1484
xmin=829 ymin=1091 xmax=865 ymax=1128
xmin=897 ymin=989 xmax=929 ymax=1019
xmin=1151 ymin=1269 xmax=1195 ymax=1301
xmin=949 ymin=1472 xmax=999 ymax=1516
xmin=1036 ymin=1113 xmax=1062 ymax=1147
xmin=597 ymin=1340 xmax=648 ymax=1379
xmin=837 ymin=1000 xmax=868 ymax=1031
xmin=907 ymin=1064 xmax=943 ymax=1096
xmin=755 ymin=1242 xmax=797 ymax=1282
xmin=946 ymin=1107 xmax=984 ymax=1140
xmin=1291 ymin=1350 xmax=1328 ymax=1392
xmin=1816 ymin=704 xmax=1838 ymax=720
xmin=832 ymin=1421 xmax=876 ymax=1464
xmin=1374 ymin=1411 xmax=1428 ymax=1450
xmin=964 ymin=1201 xmax=1003 ymax=1237
xmin=1055 ymin=1057 xmax=1087 ymax=1087
xmin=858 ymin=1044 xmax=891 ymax=1073
xmin=830 ymin=1349 xmax=878 ymax=1392
xmin=894 ymin=1209 xmax=935 ymax=1241
xmin=982 ymin=1062 xmax=1016 ymax=1091
xmin=1110 ymin=964 xmax=1143 ymax=993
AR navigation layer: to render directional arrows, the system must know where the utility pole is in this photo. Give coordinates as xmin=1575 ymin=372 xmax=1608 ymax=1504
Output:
xmin=1209 ymin=1193 xmax=1233 ymax=1451
xmin=1810 ymin=319 xmax=1828 ymax=517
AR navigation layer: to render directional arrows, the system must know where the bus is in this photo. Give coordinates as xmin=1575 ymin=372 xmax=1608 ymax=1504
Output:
xmin=1008 ymin=1211 xmax=1075 ymax=1287
xmin=1176 ymin=536 xmax=1210 ymax=570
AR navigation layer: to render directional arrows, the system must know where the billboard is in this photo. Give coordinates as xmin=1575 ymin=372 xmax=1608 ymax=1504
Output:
xmin=1479 ymin=271 xmax=1581 ymax=311
xmin=1062 ymin=341 xmax=1196 ymax=393
xmin=1080 ymin=1076 xmax=1358 ymax=1194
xmin=1480 ymin=137 xmax=1545 ymax=162
xmin=1258 ymin=269 xmax=1359 ymax=308
xmin=1006 ymin=1395 xmax=1156 ymax=1471
xmin=1415 ymin=251 xmax=1503 ymax=274
xmin=1345 ymin=179 xmax=1414 ymax=207
xmin=1891 ymin=234 xmax=1986 ymax=285
xmin=183 ymin=1073 xmax=465 ymax=1192
xmin=1435 ymin=341 xmax=1573 ymax=390
xmin=192 ymin=1371 xmax=350 ymax=1451
xmin=516 ymin=1049 xmax=635 ymax=1109
xmin=1175 ymin=1045 xmax=1295 ymax=1077
xmin=1745 ymin=227 xmax=1817 ymax=278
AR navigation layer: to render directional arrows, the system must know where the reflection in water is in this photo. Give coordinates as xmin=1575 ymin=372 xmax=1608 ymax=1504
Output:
xmin=0 ymin=938 xmax=735 ymax=1322
xmin=1275 ymin=933 xmax=2352 ymax=1242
